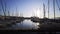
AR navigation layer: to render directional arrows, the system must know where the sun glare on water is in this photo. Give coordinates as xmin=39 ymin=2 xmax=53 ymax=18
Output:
xmin=36 ymin=23 xmax=40 ymax=25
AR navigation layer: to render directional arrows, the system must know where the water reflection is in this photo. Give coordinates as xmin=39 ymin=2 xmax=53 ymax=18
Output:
xmin=12 ymin=19 xmax=39 ymax=30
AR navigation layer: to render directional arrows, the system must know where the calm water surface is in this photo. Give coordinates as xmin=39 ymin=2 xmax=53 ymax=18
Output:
xmin=11 ymin=19 xmax=40 ymax=30
xmin=7 ymin=20 xmax=60 ymax=34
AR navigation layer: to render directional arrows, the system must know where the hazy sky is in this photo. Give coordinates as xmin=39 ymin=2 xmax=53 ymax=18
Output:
xmin=0 ymin=0 xmax=60 ymax=18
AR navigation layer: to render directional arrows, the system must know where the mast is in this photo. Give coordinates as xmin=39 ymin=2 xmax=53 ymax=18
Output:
xmin=8 ymin=10 xmax=10 ymax=16
xmin=8 ymin=7 xmax=10 ymax=16
xmin=56 ymin=0 xmax=60 ymax=11
xmin=33 ymin=10 xmax=35 ymax=17
xmin=20 ymin=13 xmax=23 ymax=17
xmin=36 ymin=8 xmax=37 ymax=17
xmin=0 ymin=0 xmax=7 ymax=20
xmin=53 ymin=0 xmax=55 ymax=19
xmin=1 ymin=0 xmax=6 ymax=16
xmin=16 ymin=7 xmax=18 ymax=17
xmin=4 ymin=0 xmax=7 ymax=16
xmin=12 ymin=12 xmax=13 ymax=16
xmin=33 ymin=8 xmax=36 ymax=17
xmin=43 ymin=3 xmax=45 ymax=18
xmin=48 ymin=0 xmax=49 ymax=18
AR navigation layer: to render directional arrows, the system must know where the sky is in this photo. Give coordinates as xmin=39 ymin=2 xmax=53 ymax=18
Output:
xmin=0 ymin=0 xmax=60 ymax=18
